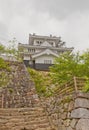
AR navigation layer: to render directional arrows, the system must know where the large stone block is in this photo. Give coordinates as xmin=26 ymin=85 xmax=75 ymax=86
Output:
xmin=76 ymin=92 xmax=89 ymax=99
xmin=75 ymin=98 xmax=89 ymax=109
xmin=71 ymin=108 xmax=89 ymax=118
xmin=76 ymin=119 xmax=89 ymax=130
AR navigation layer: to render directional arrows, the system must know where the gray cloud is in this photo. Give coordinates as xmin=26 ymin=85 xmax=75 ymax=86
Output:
xmin=0 ymin=0 xmax=89 ymax=51
xmin=29 ymin=0 xmax=89 ymax=20
xmin=1 ymin=0 xmax=89 ymax=20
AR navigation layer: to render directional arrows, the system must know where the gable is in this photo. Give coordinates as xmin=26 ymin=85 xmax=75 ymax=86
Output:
xmin=32 ymin=49 xmax=59 ymax=58
xmin=41 ymin=41 xmax=51 ymax=47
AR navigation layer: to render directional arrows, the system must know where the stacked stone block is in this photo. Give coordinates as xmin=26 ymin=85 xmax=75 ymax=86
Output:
xmin=42 ymin=92 xmax=89 ymax=130
xmin=0 ymin=61 xmax=39 ymax=108
xmin=0 ymin=61 xmax=54 ymax=130
xmin=0 ymin=107 xmax=53 ymax=130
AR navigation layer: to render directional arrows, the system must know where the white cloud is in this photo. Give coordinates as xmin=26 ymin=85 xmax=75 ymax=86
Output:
xmin=0 ymin=0 xmax=89 ymax=52
xmin=62 ymin=12 xmax=89 ymax=51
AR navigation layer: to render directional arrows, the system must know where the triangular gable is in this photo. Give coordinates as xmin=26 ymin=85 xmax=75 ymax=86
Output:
xmin=32 ymin=49 xmax=59 ymax=58
xmin=41 ymin=41 xmax=51 ymax=47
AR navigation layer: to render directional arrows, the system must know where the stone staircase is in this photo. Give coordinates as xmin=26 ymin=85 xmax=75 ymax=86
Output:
xmin=0 ymin=62 xmax=54 ymax=130
xmin=0 ymin=107 xmax=53 ymax=130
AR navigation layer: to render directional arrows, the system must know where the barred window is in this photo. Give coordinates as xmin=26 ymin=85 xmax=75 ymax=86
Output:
xmin=44 ymin=60 xmax=52 ymax=64
xmin=28 ymin=49 xmax=35 ymax=53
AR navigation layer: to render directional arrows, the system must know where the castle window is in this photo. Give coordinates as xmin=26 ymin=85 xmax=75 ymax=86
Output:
xmin=36 ymin=40 xmax=42 ymax=45
xmin=36 ymin=41 xmax=39 ymax=44
xmin=50 ymin=42 xmax=53 ymax=46
xmin=40 ymin=41 xmax=42 ymax=44
xmin=49 ymin=41 xmax=55 ymax=46
xmin=28 ymin=49 xmax=35 ymax=53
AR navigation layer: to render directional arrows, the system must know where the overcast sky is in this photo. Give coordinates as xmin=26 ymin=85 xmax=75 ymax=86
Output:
xmin=0 ymin=0 xmax=89 ymax=52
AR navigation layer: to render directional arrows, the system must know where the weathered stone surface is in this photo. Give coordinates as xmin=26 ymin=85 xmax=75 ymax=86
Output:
xmin=70 ymin=119 xmax=77 ymax=128
xmin=0 ymin=105 xmax=53 ymax=129
xmin=59 ymin=107 xmax=64 ymax=113
xmin=71 ymin=108 xmax=89 ymax=118
xmin=61 ymin=112 xmax=67 ymax=120
xmin=0 ymin=62 xmax=40 ymax=108
xmin=68 ymin=101 xmax=74 ymax=112
xmin=66 ymin=126 xmax=73 ymax=130
xmin=40 ymin=92 xmax=89 ymax=129
xmin=64 ymin=103 xmax=68 ymax=109
xmin=2 ymin=64 xmax=88 ymax=130
xmin=0 ymin=62 xmax=54 ymax=130
xmin=67 ymin=112 xmax=71 ymax=118
xmin=76 ymin=119 xmax=89 ymax=130
xmin=76 ymin=92 xmax=89 ymax=99
xmin=59 ymin=125 xmax=66 ymax=130
xmin=63 ymin=119 xmax=70 ymax=127
xmin=75 ymin=98 xmax=89 ymax=109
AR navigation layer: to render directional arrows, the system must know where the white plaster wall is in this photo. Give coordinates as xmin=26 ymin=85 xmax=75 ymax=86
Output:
xmin=34 ymin=40 xmax=43 ymax=46
xmin=35 ymin=54 xmax=56 ymax=64
xmin=34 ymin=40 xmax=37 ymax=46
xmin=24 ymin=56 xmax=30 ymax=60
xmin=35 ymin=49 xmax=42 ymax=53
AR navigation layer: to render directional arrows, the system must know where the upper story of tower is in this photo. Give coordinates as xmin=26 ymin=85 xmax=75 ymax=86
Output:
xmin=28 ymin=33 xmax=65 ymax=48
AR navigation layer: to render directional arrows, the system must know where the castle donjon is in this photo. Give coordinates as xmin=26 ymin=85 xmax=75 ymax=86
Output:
xmin=18 ymin=33 xmax=73 ymax=70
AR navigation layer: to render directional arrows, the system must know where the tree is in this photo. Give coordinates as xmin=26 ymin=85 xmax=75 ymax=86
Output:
xmin=5 ymin=38 xmax=18 ymax=60
xmin=0 ymin=44 xmax=5 ymax=55
xmin=80 ymin=49 xmax=89 ymax=77
xmin=50 ymin=51 xmax=87 ymax=85
xmin=4 ymin=38 xmax=22 ymax=61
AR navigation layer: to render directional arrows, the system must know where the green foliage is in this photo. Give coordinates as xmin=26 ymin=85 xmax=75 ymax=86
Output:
xmin=28 ymin=68 xmax=46 ymax=96
xmin=9 ymin=88 xmax=14 ymax=94
xmin=0 ymin=57 xmax=11 ymax=88
xmin=5 ymin=38 xmax=21 ymax=61
xmin=50 ymin=52 xmax=80 ymax=84
xmin=61 ymin=97 xmax=72 ymax=104
xmin=50 ymin=50 xmax=89 ymax=85
xmin=83 ymin=79 xmax=89 ymax=92
xmin=0 ymin=72 xmax=9 ymax=88
xmin=0 ymin=44 xmax=5 ymax=53
xmin=28 ymin=50 xmax=89 ymax=95
xmin=0 ymin=38 xmax=22 ymax=62
xmin=0 ymin=58 xmax=10 ymax=71
xmin=28 ymin=68 xmax=54 ymax=97
xmin=0 ymin=44 xmax=11 ymax=88
xmin=80 ymin=50 xmax=89 ymax=77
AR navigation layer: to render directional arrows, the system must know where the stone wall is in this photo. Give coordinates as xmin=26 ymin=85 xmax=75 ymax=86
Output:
xmin=0 ymin=61 xmax=54 ymax=130
xmin=41 ymin=92 xmax=89 ymax=130
xmin=0 ymin=61 xmax=39 ymax=108
xmin=71 ymin=92 xmax=89 ymax=130
xmin=0 ymin=61 xmax=89 ymax=129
